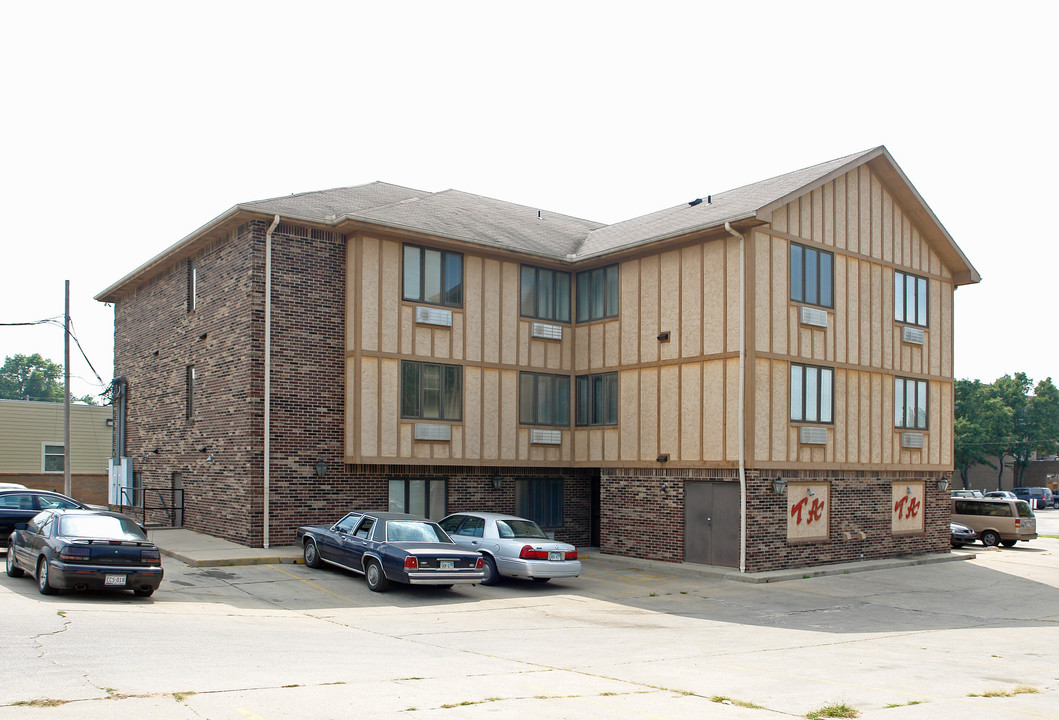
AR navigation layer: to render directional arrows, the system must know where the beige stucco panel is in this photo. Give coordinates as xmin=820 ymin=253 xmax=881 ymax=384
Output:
xmin=891 ymin=481 xmax=925 ymax=535
xmin=787 ymin=482 xmax=830 ymax=541
xmin=359 ymin=356 xmax=379 ymax=457
xmin=680 ymin=363 xmax=702 ymax=462
xmin=360 ymin=237 xmax=380 ymax=352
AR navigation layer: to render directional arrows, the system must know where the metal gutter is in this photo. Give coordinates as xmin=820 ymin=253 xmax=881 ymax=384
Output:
xmin=725 ymin=222 xmax=747 ymax=575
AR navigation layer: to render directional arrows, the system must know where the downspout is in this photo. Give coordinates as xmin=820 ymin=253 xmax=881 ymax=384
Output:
xmin=264 ymin=214 xmax=280 ymax=548
xmin=725 ymin=222 xmax=747 ymax=574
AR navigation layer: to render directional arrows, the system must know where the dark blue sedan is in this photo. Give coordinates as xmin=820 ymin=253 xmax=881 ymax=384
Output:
xmin=296 ymin=511 xmax=484 ymax=592
xmin=6 ymin=509 xmax=164 ymax=597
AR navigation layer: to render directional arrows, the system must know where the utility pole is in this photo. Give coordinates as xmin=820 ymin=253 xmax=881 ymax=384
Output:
xmin=64 ymin=280 xmax=72 ymax=497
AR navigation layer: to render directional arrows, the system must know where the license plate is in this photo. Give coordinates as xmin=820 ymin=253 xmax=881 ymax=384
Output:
xmin=104 ymin=574 xmax=127 ymax=586
xmin=440 ymin=561 xmax=454 ymax=570
xmin=549 ymin=552 xmax=561 ymax=561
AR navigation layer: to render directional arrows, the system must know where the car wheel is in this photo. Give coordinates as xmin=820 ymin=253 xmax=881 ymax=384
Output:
xmin=981 ymin=530 xmax=1001 ymax=547
xmin=480 ymin=555 xmax=500 ymax=586
xmin=435 ymin=584 xmax=453 ymax=590
xmin=6 ymin=547 xmax=24 ymax=578
xmin=37 ymin=558 xmax=57 ymax=595
xmin=1000 ymin=540 xmax=1017 ymax=548
xmin=365 ymin=560 xmax=390 ymax=592
xmin=531 ymin=577 xmax=551 ymax=583
xmin=134 ymin=586 xmax=155 ymax=597
xmin=303 ymin=539 xmax=323 ymax=568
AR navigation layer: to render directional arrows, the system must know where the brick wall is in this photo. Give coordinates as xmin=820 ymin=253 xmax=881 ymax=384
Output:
xmin=602 ymin=468 xmax=951 ymax=572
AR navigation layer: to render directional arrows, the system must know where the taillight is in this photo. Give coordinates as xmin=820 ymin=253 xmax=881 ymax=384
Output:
xmin=404 ymin=556 xmax=418 ymax=570
xmin=1015 ymin=519 xmax=1021 ymax=526
xmin=566 ymin=550 xmax=578 ymax=560
xmin=141 ymin=549 xmax=161 ymax=563
xmin=59 ymin=546 xmax=91 ymax=562
xmin=519 ymin=546 xmax=548 ymax=560
xmin=475 ymin=557 xmax=484 ymax=569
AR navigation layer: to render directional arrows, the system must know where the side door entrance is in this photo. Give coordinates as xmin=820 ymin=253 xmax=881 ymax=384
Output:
xmin=684 ymin=481 xmax=739 ymax=567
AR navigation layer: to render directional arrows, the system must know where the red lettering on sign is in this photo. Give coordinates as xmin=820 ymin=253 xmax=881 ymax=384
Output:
xmin=894 ymin=495 xmax=921 ymax=520
xmin=791 ymin=496 xmax=826 ymax=525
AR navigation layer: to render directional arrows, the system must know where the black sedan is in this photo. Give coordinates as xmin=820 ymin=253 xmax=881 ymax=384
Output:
xmin=296 ymin=511 xmax=485 ymax=592
xmin=6 ymin=509 xmax=164 ymax=597
xmin=0 ymin=489 xmax=104 ymax=547
xmin=950 ymin=521 xmax=976 ymax=548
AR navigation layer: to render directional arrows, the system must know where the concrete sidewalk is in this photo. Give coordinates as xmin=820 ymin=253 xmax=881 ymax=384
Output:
xmin=147 ymin=526 xmax=973 ymax=581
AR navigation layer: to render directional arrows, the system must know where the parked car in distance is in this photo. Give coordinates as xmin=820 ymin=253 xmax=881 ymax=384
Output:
xmin=951 ymin=498 xmax=1036 ymax=547
xmin=950 ymin=489 xmax=983 ymax=498
xmin=6 ymin=509 xmax=163 ymax=596
xmin=0 ymin=489 xmax=106 ymax=548
xmin=984 ymin=490 xmax=1017 ymax=499
xmin=296 ymin=511 xmax=484 ymax=592
xmin=950 ymin=521 xmax=977 ymax=548
xmin=1012 ymin=487 xmax=1055 ymax=509
xmin=438 ymin=512 xmax=581 ymax=585
xmin=0 ymin=482 xmax=27 ymax=491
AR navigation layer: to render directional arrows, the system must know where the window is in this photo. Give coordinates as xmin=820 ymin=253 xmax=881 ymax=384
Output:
xmin=518 ymin=372 xmax=570 ymax=426
xmin=401 ymin=361 xmax=462 ymax=421
xmin=388 ymin=479 xmax=447 ymax=520
xmin=516 ymin=478 xmax=564 ymax=528
xmin=575 ymin=264 xmax=619 ymax=322
xmin=43 ymin=444 xmax=64 ymax=472
xmin=790 ymin=243 xmax=833 ymax=308
xmin=790 ymin=364 xmax=833 ymax=424
xmin=894 ymin=271 xmax=928 ymax=327
xmin=185 ymin=365 xmax=195 ymax=420
xmin=520 ymin=265 xmax=571 ymax=323
xmin=403 ymin=244 xmax=463 ymax=307
xmin=187 ymin=258 xmax=197 ymax=312
xmin=575 ymin=372 xmax=618 ymax=426
xmin=894 ymin=377 xmax=928 ymax=429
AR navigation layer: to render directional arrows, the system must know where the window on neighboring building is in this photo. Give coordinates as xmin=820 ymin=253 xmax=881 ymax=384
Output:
xmin=186 ymin=365 xmax=195 ymax=421
xmin=520 ymin=265 xmax=571 ymax=323
xmin=43 ymin=444 xmax=64 ymax=472
xmin=894 ymin=377 xmax=928 ymax=429
xmin=790 ymin=243 xmax=833 ymax=308
xmin=401 ymin=361 xmax=462 ymax=421
xmin=388 ymin=478 xmax=447 ymax=520
xmin=575 ymin=372 xmax=618 ymax=426
xmin=516 ymin=478 xmax=564 ymax=528
xmin=403 ymin=245 xmax=463 ymax=307
xmin=790 ymin=364 xmax=833 ymax=424
xmin=187 ymin=258 xmax=197 ymax=313
xmin=575 ymin=264 xmax=619 ymax=322
xmin=518 ymin=372 xmax=571 ymax=426
xmin=894 ymin=271 xmax=928 ymax=327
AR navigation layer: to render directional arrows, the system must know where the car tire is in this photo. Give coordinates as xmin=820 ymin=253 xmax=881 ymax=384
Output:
xmin=6 ymin=547 xmax=24 ymax=578
xmin=981 ymin=530 xmax=1001 ymax=547
xmin=303 ymin=539 xmax=323 ymax=568
xmin=1000 ymin=540 xmax=1017 ymax=548
xmin=134 ymin=586 xmax=155 ymax=597
xmin=365 ymin=560 xmax=390 ymax=592
xmin=531 ymin=577 xmax=551 ymax=583
xmin=37 ymin=558 xmax=57 ymax=595
xmin=950 ymin=542 xmax=964 ymax=549
xmin=480 ymin=555 xmax=500 ymax=586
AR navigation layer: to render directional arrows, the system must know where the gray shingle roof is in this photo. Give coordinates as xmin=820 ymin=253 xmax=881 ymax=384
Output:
xmin=241 ymin=182 xmax=429 ymax=219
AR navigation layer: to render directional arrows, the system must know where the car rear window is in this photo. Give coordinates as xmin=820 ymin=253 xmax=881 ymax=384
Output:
xmin=59 ymin=515 xmax=146 ymax=540
xmin=1016 ymin=501 xmax=1034 ymax=518
xmin=386 ymin=521 xmax=449 ymax=543
xmin=496 ymin=519 xmax=548 ymax=539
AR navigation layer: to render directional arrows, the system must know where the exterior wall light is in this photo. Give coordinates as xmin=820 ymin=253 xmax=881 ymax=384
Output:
xmin=315 ymin=460 xmax=328 ymax=478
xmin=936 ymin=477 xmax=950 ymax=491
xmin=771 ymin=477 xmax=787 ymax=495
xmin=656 ymin=454 xmax=669 ymax=462
xmin=491 ymin=475 xmax=503 ymax=490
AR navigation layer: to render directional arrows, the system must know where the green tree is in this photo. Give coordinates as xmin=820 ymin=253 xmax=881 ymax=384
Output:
xmin=0 ymin=354 xmax=64 ymax=402
xmin=954 ymin=379 xmax=1010 ymax=488
xmin=1029 ymin=377 xmax=1059 ymax=459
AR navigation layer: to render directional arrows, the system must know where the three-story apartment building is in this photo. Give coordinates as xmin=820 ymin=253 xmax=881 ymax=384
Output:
xmin=96 ymin=146 xmax=978 ymax=572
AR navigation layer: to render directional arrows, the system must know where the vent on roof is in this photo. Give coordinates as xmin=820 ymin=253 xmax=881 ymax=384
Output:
xmin=688 ymin=198 xmax=703 ymax=207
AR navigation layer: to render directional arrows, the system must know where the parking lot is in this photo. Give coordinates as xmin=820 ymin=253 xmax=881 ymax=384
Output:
xmin=2 ymin=528 xmax=1058 ymax=719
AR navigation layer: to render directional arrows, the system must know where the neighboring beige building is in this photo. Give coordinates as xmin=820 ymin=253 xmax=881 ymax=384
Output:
xmin=0 ymin=399 xmax=111 ymax=504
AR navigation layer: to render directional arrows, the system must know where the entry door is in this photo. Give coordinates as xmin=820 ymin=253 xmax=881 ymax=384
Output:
xmin=684 ymin=482 xmax=739 ymax=567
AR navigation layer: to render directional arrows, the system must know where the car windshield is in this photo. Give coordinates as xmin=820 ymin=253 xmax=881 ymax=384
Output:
xmin=495 ymin=519 xmax=548 ymax=539
xmin=59 ymin=515 xmax=147 ymax=540
xmin=385 ymin=521 xmax=451 ymax=543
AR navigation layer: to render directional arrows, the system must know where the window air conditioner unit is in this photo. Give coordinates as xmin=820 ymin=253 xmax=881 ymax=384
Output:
xmin=414 ymin=423 xmax=452 ymax=441
xmin=902 ymin=327 xmax=925 ymax=345
xmin=415 ymin=306 xmax=453 ymax=327
xmin=901 ymin=432 xmax=924 ymax=449
xmin=800 ymin=307 xmax=829 ymax=328
xmin=799 ymin=426 xmax=828 ymax=445
xmin=530 ymin=429 xmax=562 ymax=445
xmin=530 ymin=322 xmax=563 ymax=340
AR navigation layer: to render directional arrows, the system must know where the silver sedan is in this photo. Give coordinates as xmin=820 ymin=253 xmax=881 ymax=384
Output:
xmin=438 ymin=512 xmax=581 ymax=585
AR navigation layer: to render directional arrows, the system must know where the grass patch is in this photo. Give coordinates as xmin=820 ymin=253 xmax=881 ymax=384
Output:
xmin=57 ymin=610 xmax=67 ymax=618
xmin=12 ymin=699 xmax=70 ymax=708
xmin=806 ymin=702 xmax=860 ymax=718
xmin=969 ymin=686 xmax=1039 ymax=698
xmin=711 ymin=695 xmax=763 ymax=709
xmin=172 ymin=692 xmax=197 ymax=703
xmin=883 ymin=700 xmax=925 ymax=708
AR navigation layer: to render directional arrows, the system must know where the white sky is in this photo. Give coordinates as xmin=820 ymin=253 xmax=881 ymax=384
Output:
xmin=2 ymin=1 xmax=1056 ymax=401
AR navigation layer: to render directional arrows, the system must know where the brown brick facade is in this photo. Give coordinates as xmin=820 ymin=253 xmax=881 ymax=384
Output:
xmin=601 ymin=468 xmax=951 ymax=572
